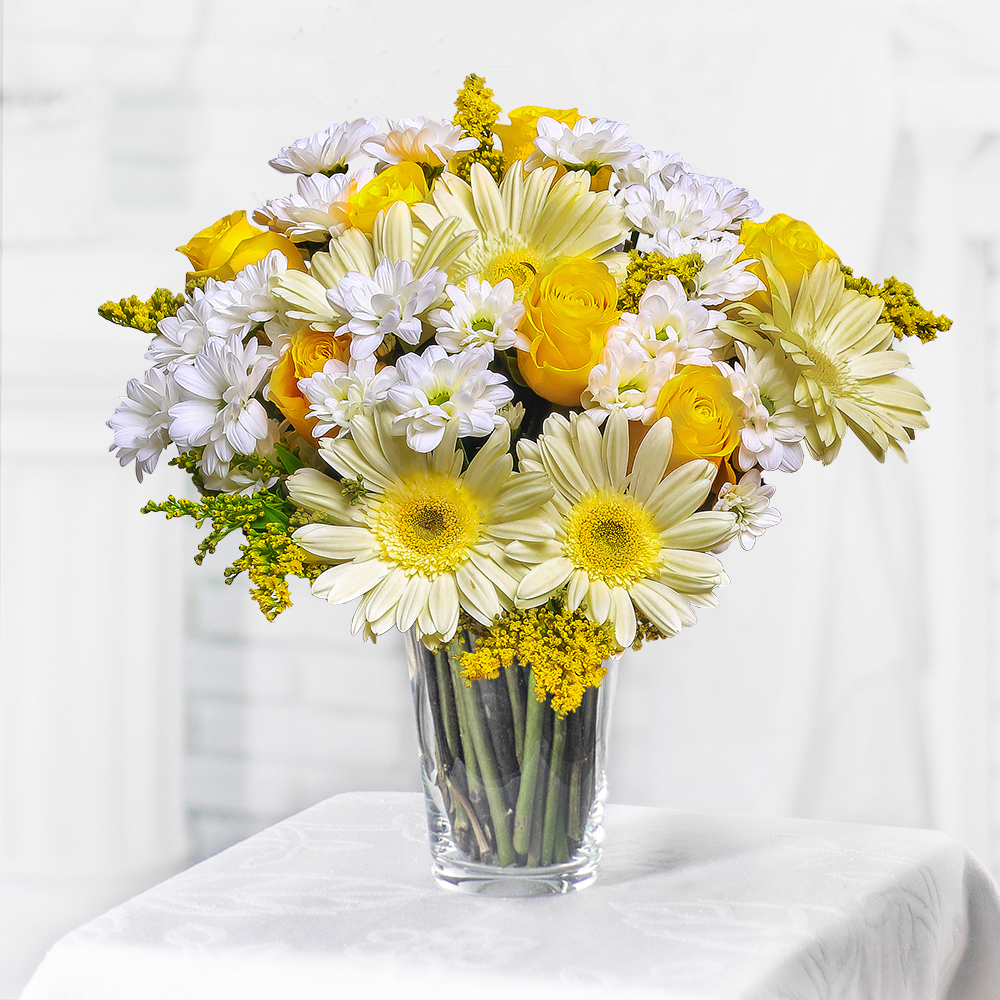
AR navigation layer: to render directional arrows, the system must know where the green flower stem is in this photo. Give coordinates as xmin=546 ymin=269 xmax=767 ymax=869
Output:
xmin=448 ymin=652 xmax=485 ymax=836
xmin=505 ymin=662 xmax=526 ymax=768
xmin=554 ymin=786 xmax=570 ymax=864
xmin=527 ymin=748 xmax=548 ymax=867
xmin=567 ymin=710 xmax=584 ymax=847
xmin=459 ymin=673 xmax=516 ymax=867
xmin=434 ymin=649 xmax=461 ymax=762
xmin=541 ymin=713 xmax=568 ymax=866
xmin=512 ymin=671 xmax=545 ymax=859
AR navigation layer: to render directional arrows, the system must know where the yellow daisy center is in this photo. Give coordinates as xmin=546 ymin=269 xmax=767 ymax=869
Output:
xmin=372 ymin=472 xmax=481 ymax=577
xmin=563 ymin=490 xmax=661 ymax=588
xmin=804 ymin=344 xmax=849 ymax=394
xmin=483 ymin=248 xmax=542 ymax=291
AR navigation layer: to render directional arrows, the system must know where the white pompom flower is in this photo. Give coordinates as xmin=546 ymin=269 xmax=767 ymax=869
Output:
xmin=107 ymin=367 xmax=179 ymax=481
xmin=387 ymin=345 xmax=514 ymax=453
xmin=254 ymin=169 xmax=373 ymax=243
xmin=623 ymin=172 xmax=733 ymax=240
xmin=649 ymin=231 xmax=763 ymax=307
xmin=581 ymin=340 xmax=674 ymax=426
xmin=298 ymin=356 xmax=400 ymax=438
xmin=326 ymin=258 xmax=447 ymax=360
xmin=363 ymin=118 xmax=478 ymax=168
xmin=269 ymin=119 xmax=379 ymax=175
xmin=147 ymin=284 xmax=221 ymax=371
xmin=429 ymin=277 xmax=524 ymax=354
xmin=208 ymin=250 xmax=292 ymax=343
xmin=526 ymin=117 xmax=642 ymax=172
xmin=168 ymin=335 xmax=271 ymax=478
xmin=713 ymin=470 xmax=781 ymax=551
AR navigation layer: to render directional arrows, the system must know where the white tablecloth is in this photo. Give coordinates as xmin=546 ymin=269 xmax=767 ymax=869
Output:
xmin=21 ymin=792 xmax=1000 ymax=1000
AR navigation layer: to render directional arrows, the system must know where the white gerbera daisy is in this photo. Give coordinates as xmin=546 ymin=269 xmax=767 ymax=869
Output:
xmin=269 ymin=119 xmax=379 ymax=175
xmin=146 ymin=285 xmax=220 ymax=371
xmin=581 ymin=339 xmax=673 ymax=426
xmin=107 ymin=367 xmax=179 ymax=481
xmin=414 ymin=162 xmax=627 ymax=294
xmin=254 ymin=169 xmax=373 ymax=243
xmin=288 ymin=415 xmax=553 ymax=643
xmin=326 ymin=257 xmax=446 ymax=360
xmin=526 ymin=117 xmax=642 ymax=172
xmin=363 ymin=118 xmax=478 ymax=168
xmin=298 ymin=355 xmax=399 ymax=438
xmin=645 ymin=231 xmax=763 ymax=307
xmin=388 ymin=345 xmax=513 ymax=453
xmin=728 ymin=258 xmax=931 ymax=464
xmin=429 ymin=277 xmax=524 ymax=354
xmin=510 ymin=410 xmax=736 ymax=647
xmin=713 ymin=470 xmax=781 ymax=550
xmin=168 ymin=335 xmax=271 ymax=477
xmin=610 ymin=275 xmax=725 ymax=367
xmin=727 ymin=345 xmax=807 ymax=473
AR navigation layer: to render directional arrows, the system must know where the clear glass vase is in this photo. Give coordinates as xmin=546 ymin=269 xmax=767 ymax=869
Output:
xmin=406 ymin=627 xmax=618 ymax=896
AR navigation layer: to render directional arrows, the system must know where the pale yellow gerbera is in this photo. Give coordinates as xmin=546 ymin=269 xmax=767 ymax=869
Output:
xmin=722 ymin=258 xmax=930 ymax=464
xmin=288 ymin=413 xmax=552 ymax=644
xmin=412 ymin=162 xmax=628 ymax=293
xmin=509 ymin=410 xmax=736 ymax=647
xmin=272 ymin=201 xmax=477 ymax=331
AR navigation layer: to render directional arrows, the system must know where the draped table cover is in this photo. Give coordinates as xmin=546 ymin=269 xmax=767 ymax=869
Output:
xmin=21 ymin=792 xmax=1000 ymax=1000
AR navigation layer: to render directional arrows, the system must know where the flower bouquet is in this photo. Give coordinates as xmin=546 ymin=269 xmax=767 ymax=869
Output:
xmin=104 ymin=75 xmax=949 ymax=894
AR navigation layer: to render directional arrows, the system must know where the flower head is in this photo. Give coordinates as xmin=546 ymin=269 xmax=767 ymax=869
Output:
xmin=387 ymin=345 xmax=513 ymax=452
xmin=363 ymin=118 xmax=478 ymax=168
xmin=713 ymin=470 xmax=780 ymax=550
xmin=298 ymin=356 xmax=399 ymax=438
xmin=147 ymin=285 xmax=220 ymax=371
xmin=430 ymin=277 xmax=524 ymax=354
xmin=527 ymin=117 xmax=642 ymax=172
xmin=107 ymin=367 xmax=179 ymax=481
xmin=269 ymin=119 xmax=379 ymax=175
xmin=255 ymin=169 xmax=374 ymax=243
xmin=581 ymin=340 xmax=673 ymax=426
xmin=493 ymin=106 xmax=581 ymax=168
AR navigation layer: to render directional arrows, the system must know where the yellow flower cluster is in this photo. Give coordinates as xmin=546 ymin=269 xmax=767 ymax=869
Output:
xmin=98 ymin=287 xmax=185 ymax=332
xmin=460 ymin=604 xmax=620 ymax=715
xmin=451 ymin=73 xmax=505 ymax=183
xmin=841 ymin=266 xmax=952 ymax=343
xmin=616 ymin=249 xmax=704 ymax=314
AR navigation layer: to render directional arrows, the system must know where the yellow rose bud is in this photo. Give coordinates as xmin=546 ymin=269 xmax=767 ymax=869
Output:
xmin=516 ymin=258 xmax=618 ymax=407
xmin=268 ymin=329 xmax=347 ymax=443
xmin=655 ymin=365 xmax=741 ymax=473
xmin=347 ymin=162 xmax=427 ymax=235
xmin=493 ymin=106 xmax=581 ymax=168
xmin=177 ymin=210 xmax=305 ymax=281
xmin=739 ymin=213 xmax=839 ymax=312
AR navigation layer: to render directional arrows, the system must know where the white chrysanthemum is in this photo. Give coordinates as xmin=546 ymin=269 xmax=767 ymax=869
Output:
xmin=645 ymin=231 xmax=763 ymax=307
xmin=269 ymin=119 xmax=379 ymax=175
xmin=200 ymin=420 xmax=283 ymax=495
xmin=414 ymin=163 xmax=627 ymax=294
xmin=688 ymin=173 xmax=760 ymax=230
xmin=288 ymin=416 xmax=553 ymax=643
xmin=498 ymin=400 xmax=525 ymax=432
xmin=208 ymin=250 xmax=291 ymax=342
xmin=726 ymin=259 xmax=931 ymax=464
xmin=388 ymin=345 xmax=514 ymax=453
xmin=581 ymin=340 xmax=673 ymax=426
xmin=509 ymin=410 xmax=736 ymax=647
xmin=363 ymin=117 xmax=478 ymax=168
xmin=610 ymin=275 xmax=725 ymax=367
xmin=429 ymin=277 xmax=524 ymax=354
xmin=147 ymin=285 xmax=221 ymax=371
xmin=298 ymin=356 xmax=399 ymax=438
xmin=727 ymin=345 xmax=807 ymax=473
xmin=713 ymin=470 xmax=781 ymax=551
xmin=526 ymin=117 xmax=642 ymax=171
xmin=622 ymin=172 xmax=735 ymax=240
xmin=613 ymin=150 xmax=688 ymax=192
xmin=168 ymin=335 xmax=271 ymax=477
xmin=254 ymin=169 xmax=373 ymax=243
xmin=326 ymin=257 xmax=446 ymax=360
xmin=107 ymin=367 xmax=179 ymax=481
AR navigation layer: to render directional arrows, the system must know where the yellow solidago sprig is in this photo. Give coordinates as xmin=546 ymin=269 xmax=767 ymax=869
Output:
xmin=841 ymin=265 xmax=951 ymax=344
xmin=451 ymin=73 xmax=505 ymax=184
xmin=98 ymin=288 xmax=185 ymax=333
xmin=617 ymin=249 xmax=704 ymax=314
xmin=460 ymin=602 xmax=620 ymax=716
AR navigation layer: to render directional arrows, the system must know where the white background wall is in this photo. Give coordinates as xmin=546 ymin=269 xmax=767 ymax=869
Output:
xmin=3 ymin=1 xmax=999 ymax=996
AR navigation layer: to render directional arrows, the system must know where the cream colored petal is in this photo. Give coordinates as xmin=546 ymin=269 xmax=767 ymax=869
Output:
xmin=848 ymin=351 xmax=908 ymax=380
xmin=646 ymin=460 xmax=715 ymax=531
xmin=501 ymin=162 xmax=524 ymax=234
xmin=486 ymin=516 xmax=555 ymax=542
xmin=630 ymin=580 xmax=684 ymax=636
xmin=566 ymin=569 xmax=589 ymax=611
xmin=602 ymin=410 xmax=628 ymax=490
xmin=642 ymin=579 xmax=698 ymax=627
xmin=373 ymin=201 xmax=413 ymax=263
xmin=429 ymin=572 xmax=460 ymax=638
xmin=271 ymin=271 xmax=339 ymax=329
xmin=587 ymin=579 xmax=612 ymax=624
xmin=659 ymin=550 xmax=727 ymax=590
xmin=470 ymin=163 xmax=507 ymax=238
xmin=518 ymin=165 xmax=559 ymax=240
xmin=658 ymin=511 xmax=737 ymax=552
xmin=610 ymin=587 xmax=637 ymax=647
xmin=396 ymin=574 xmax=432 ymax=631
xmin=323 ymin=425 xmax=395 ymax=491
xmin=432 ymin=171 xmax=481 ymax=230
xmin=469 ymin=547 xmax=519 ymax=600
xmin=429 ymin=419 xmax=461 ymax=476
xmin=463 ymin=423 xmax=512 ymax=498
xmin=493 ymin=474 xmax=555 ymax=520
xmin=292 ymin=524 xmax=376 ymax=561
xmin=573 ymin=413 xmax=609 ymax=490
xmin=312 ymin=558 xmax=391 ymax=604
xmin=505 ymin=538 xmax=562 ymax=564
xmin=456 ymin=561 xmax=501 ymax=623
xmin=286 ymin=468 xmax=359 ymax=523
xmin=515 ymin=557 xmax=574 ymax=604
xmin=629 ymin=417 xmax=673 ymax=504
xmin=540 ymin=431 xmax=591 ymax=502
xmin=322 ymin=228 xmax=378 ymax=281
xmin=364 ymin=566 xmax=408 ymax=622
xmin=413 ymin=215 xmax=479 ymax=278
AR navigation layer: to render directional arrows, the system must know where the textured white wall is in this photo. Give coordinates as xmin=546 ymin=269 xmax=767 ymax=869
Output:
xmin=3 ymin=1 xmax=999 ymax=996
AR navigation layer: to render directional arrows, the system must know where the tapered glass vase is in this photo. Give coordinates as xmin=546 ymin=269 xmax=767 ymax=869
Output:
xmin=406 ymin=628 xmax=617 ymax=896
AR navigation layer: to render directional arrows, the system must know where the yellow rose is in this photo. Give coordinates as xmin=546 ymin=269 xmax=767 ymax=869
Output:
xmin=177 ymin=211 xmax=306 ymax=281
xmin=654 ymin=366 xmax=741 ymax=473
xmin=493 ymin=106 xmax=581 ymax=168
xmin=516 ymin=258 xmax=618 ymax=407
xmin=268 ymin=329 xmax=348 ymax=443
xmin=739 ymin=214 xmax=839 ymax=312
xmin=347 ymin=162 xmax=427 ymax=235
